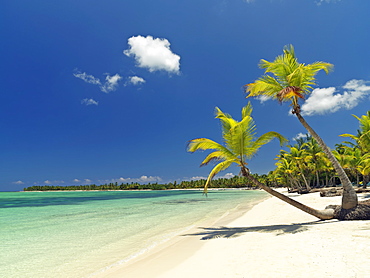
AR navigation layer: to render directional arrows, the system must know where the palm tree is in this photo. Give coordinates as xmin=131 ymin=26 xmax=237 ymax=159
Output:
xmin=275 ymin=156 xmax=302 ymax=191
xmin=302 ymin=137 xmax=327 ymax=188
xmin=245 ymin=45 xmax=358 ymax=210
xmin=341 ymin=111 xmax=370 ymax=153
xmin=188 ymin=103 xmax=335 ymax=220
xmin=340 ymin=111 xmax=370 ymax=188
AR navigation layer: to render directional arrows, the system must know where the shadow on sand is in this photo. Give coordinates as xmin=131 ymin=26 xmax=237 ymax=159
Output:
xmin=184 ymin=220 xmax=337 ymax=240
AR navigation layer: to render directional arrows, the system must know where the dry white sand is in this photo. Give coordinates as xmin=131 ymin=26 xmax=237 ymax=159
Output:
xmin=96 ymin=190 xmax=370 ymax=278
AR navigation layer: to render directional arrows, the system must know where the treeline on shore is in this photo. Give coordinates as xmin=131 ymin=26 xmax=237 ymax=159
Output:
xmin=23 ymin=110 xmax=370 ymax=193
xmin=23 ymin=174 xmax=274 ymax=191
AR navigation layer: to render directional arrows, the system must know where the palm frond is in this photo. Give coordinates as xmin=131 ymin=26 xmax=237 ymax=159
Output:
xmin=215 ymin=107 xmax=238 ymax=136
xmin=246 ymin=45 xmax=333 ymax=106
xmin=339 ymin=133 xmax=359 ymax=141
xmin=200 ymin=151 xmax=236 ymax=167
xmin=250 ymin=131 xmax=288 ymax=159
xmin=245 ymin=75 xmax=283 ymax=98
xmin=187 ymin=138 xmax=226 ymax=153
xmin=204 ymin=159 xmax=235 ymax=195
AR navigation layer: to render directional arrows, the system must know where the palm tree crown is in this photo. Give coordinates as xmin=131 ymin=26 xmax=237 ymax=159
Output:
xmin=341 ymin=111 xmax=370 ymax=153
xmin=246 ymin=45 xmax=333 ymax=113
xmin=187 ymin=102 xmax=287 ymax=192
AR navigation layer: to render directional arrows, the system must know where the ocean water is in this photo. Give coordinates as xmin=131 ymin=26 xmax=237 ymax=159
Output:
xmin=0 ymin=190 xmax=267 ymax=278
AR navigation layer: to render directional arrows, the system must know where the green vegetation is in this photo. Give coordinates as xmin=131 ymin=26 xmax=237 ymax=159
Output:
xmin=187 ymin=102 xmax=286 ymax=193
xmin=188 ymin=101 xmax=335 ymax=220
xmin=23 ymin=174 xmax=273 ymax=191
xmin=273 ymin=134 xmax=370 ymax=192
xmin=245 ymin=44 xmax=358 ymax=210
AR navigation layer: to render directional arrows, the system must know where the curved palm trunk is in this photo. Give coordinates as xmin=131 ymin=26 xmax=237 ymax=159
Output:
xmin=295 ymin=112 xmax=358 ymax=209
xmin=241 ymin=167 xmax=334 ymax=220
xmin=299 ymin=165 xmax=311 ymax=191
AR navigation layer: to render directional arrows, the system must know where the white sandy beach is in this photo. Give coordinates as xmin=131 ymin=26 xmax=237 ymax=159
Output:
xmin=97 ymin=190 xmax=370 ymax=278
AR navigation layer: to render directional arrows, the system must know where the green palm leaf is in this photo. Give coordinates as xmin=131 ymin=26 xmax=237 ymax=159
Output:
xmin=188 ymin=102 xmax=286 ymax=194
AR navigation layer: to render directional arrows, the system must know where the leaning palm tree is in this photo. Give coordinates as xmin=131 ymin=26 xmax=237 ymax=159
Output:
xmin=188 ymin=103 xmax=335 ymax=220
xmin=245 ymin=45 xmax=358 ymax=212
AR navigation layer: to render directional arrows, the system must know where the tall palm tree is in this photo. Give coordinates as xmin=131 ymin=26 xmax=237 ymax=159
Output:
xmin=340 ymin=111 xmax=370 ymax=188
xmin=245 ymin=45 xmax=358 ymax=210
xmin=341 ymin=111 xmax=370 ymax=152
xmin=188 ymin=103 xmax=335 ymax=220
xmin=302 ymin=137 xmax=327 ymax=188
xmin=279 ymin=147 xmax=311 ymax=191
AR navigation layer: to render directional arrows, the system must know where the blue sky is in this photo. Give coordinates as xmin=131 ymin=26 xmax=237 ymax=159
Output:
xmin=2 ymin=0 xmax=370 ymax=191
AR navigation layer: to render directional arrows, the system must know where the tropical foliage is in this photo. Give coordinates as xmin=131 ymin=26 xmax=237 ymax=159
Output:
xmin=23 ymin=174 xmax=275 ymax=191
xmin=187 ymin=102 xmax=287 ymax=193
xmin=245 ymin=44 xmax=358 ymax=210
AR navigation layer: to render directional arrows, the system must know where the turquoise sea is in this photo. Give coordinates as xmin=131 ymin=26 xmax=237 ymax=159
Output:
xmin=1 ymin=190 xmax=267 ymax=278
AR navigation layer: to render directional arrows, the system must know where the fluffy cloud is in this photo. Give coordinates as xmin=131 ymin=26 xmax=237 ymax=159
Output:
xmin=81 ymin=98 xmax=99 ymax=106
xmin=124 ymin=35 xmax=180 ymax=74
xmin=301 ymin=79 xmax=370 ymax=116
xmin=100 ymin=74 xmax=122 ymax=93
xmin=293 ymin=133 xmax=308 ymax=141
xmin=127 ymin=76 xmax=146 ymax=86
xmin=74 ymin=70 xmax=122 ymax=93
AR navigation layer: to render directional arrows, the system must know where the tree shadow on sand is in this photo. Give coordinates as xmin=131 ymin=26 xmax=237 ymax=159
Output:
xmin=184 ymin=220 xmax=338 ymax=240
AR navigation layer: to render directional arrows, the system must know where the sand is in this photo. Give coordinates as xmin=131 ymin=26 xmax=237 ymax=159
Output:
xmin=96 ymin=190 xmax=370 ymax=278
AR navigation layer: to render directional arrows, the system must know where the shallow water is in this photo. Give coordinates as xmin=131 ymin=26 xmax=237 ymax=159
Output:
xmin=0 ymin=190 xmax=267 ymax=278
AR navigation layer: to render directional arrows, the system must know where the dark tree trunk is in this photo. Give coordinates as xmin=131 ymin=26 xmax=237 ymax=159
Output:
xmin=294 ymin=111 xmax=358 ymax=209
xmin=240 ymin=167 xmax=334 ymax=220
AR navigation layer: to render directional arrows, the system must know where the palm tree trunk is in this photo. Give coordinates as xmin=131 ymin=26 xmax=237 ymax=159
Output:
xmin=298 ymin=164 xmax=311 ymax=191
xmin=241 ymin=167 xmax=334 ymax=220
xmin=295 ymin=112 xmax=358 ymax=209
xmin=315 ymin=170 xmax=320 ymax=188
xmin=363 ymin=175 xmax=369 ymax=189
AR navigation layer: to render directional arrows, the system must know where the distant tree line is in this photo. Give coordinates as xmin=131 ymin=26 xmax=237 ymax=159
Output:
xmin=23 ymin=174 xmax=276 ymax=191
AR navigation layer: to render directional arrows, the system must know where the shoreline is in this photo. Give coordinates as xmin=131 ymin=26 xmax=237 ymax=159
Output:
xmin=92 ymin=192 xmax=270 ymax=278
xmin=16 ymin=187 xmax=262 ymax=193
xmin=95 ymin=190 xmax=370 ymax=278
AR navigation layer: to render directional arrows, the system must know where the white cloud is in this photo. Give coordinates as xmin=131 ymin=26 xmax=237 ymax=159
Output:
xmin=316 ymin=0 xmax=340 ymax=5
xmin=257 ymin=95 xmax=272 ymax=103
xmin=127 ymin=76 xmax=146 ymax=86
xmin=293 ymin=133 xmax=308 ymax=141
xmin=124 ymin=35 xmax=181 ymax=74
xmin=191 ymin=172 xmax=235 ymax=181
xmin=74 ymin=70 xmax=122 ymax=93
xmin=73 ymin=71 xmax=101 ymax=85
xmin=301 ymin=79 xmax=370 ymax=116
xmin=73 ymin=179 xmax=81 ymax=183
xmin=81 ymin=98 xmax=99 ymax=106
xmin=217 ymin=172 xmax=235 ymax=179
xmin=99 ymin=175 xmax=163 ymax=184
xmin=13 ymin=180 xmax=25 ymax=185
xmin=43 ymin=180 xmax=65 ymax=185
xmin=100 ymin=74 xmax=122 ymax=93
xmin=191 ymin=176 xmax=207 ymax=181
